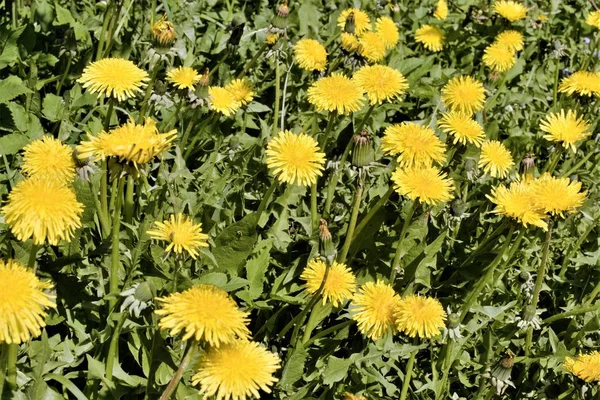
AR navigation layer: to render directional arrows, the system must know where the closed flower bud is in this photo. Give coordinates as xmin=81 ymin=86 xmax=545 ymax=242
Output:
xmin=447 ymin=312 xmax=461 ymax=329
xmin=265 ymin=31 xmax=280 ymax=45
xmin=352 ymin=129 xmax=375 ymax=167
xmin=521 ymin=152 xmax=535 ymax=175
xmin=319 ymin=219 xmax=336 ymax=260
xmin=272 ymin=1 xmax=289 ymax=29
xmin=344 ymin=12 xmax=356 ymax=34
xmin=451 ymin=199 xmax=468 ymax=218
xmin=135 ymin=280 xmax=157 ymax=303
xmin=151 ymin=15 xmax=176 ymax=48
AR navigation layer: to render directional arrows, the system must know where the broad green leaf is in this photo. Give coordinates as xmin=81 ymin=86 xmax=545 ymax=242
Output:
xmin=0 ymin=75 xmax=32 ymax=104
xmin=212 ymin=212 xmax=259 ymax=275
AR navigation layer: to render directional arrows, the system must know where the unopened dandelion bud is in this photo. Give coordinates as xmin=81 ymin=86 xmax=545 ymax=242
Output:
xmin=135 ymin=281 xmax=157 ymax=303
xmin=352 ymin=130 xmax=374 ymax=167
xmin=319 ymin=219 xmax=336 ymax=260
xmin=521 ymin=152 xmax=535 ymax=175
xmin=451 ymin=199 xmax=467 ymax=218
xmin=344 ymin=393 xmax=366 ymax=400
xmin=523 ymin=305 xmax=537 ymax=321
xmin=265 ymin=31 xmax=280 ymax=46
xmin=271 ymin=1 xmax=289 ymax=29
xmin=447 ymin=312 xmax=461 ymax=329
xmin=518 ymin=270 xmax=531 ymax=283
xmin=344 ymin=12 xmax=356 ymax=34
xmin=151 ymin=14 xmax=176 ymax=48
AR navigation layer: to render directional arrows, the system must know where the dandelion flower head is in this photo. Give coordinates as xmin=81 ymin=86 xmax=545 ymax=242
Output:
xmin=209 ymin=86 xmax=242 ymax=116
xmin=558 ymin=71 xmax=600 ymax=97
xmin=337 ymin=8 xmax=371 ymax=36
xmin=441 ymin=75 xmax=486 ymax=115
xmin=381 ymin=123 xmax=446 ymax=167
xmin=166 ymin=66 xmax=201 ymax=90
xmin=351 ymin=280 xmax=401 ymax=340
xmin=495 ymin=30 xmax=524 ymax=52
xmin=531 ymin=174 xmax=587 ymax=217
xmin=376 ymin=16 xmax=399 ymax=49
xmin=307 ymin=73 xmax=364 ymax=115
xmin=78 ymin=58 xmax=149 ymax=101
xmin=301 ymin=259 xmax=356 ymax=307
xmin=294 ymin=38 xmax=328 ymax=72
xmin=22 ymin=136 xmax=75 ymax=184
xmin=434 ymin=0 xmax=449 ymax=20
xmin=358 ymin=32 xmax=387 ymax=63
xmin=225 ymin=79 xmax=255 ymax=106
xmin=483 ymin=42 xmax=517 ymax=72
xmin=565 ymin=352 xmax=600 ymax=382
xmin=438 ymin=111 xmax=486 ymax=146
xmin=586 ymin=10 xmax=600 ymax=29
xmin=353 ymin=65 xmax=408 ymax=105
xmin=487 ymin=180 xmax=547 ymax=229
xmin=391 ymin=165 xmax=454 ymax=205
xmin=147 ymin=214 xmax=209 ymax=259
xmin=493 ymin=1 xmax=527 ymax=22
xmin=478 ymin=140 xmax=515 ymax=178
xmin=415 ymin=24 xmax=445 ymax=52
xmin=395 ymin=295 xmax=446 ymax=339
xmin=540 ymin=109 xmax=591 ymax=151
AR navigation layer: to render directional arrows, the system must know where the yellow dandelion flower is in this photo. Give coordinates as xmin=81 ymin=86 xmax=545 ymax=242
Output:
xmin=376 ymin=16 xmax=399 ymax=49
xmin=353 ymin=65 xmax=408 ymax=105
xmin=294 ymin=38 xmax=328 ymax=72
xmin=166 ymin=66 xmax=201 ymax=90
xmin=0 ymin=259 xmax=55 ymax=344
xmin=21 ymin=136 xmax=75 ymax=184
xmin=77 ymin=118 xmax=176 ymax=166
xmin=307 ymin=73 xmax=364 ymax=115
xmin=358 ymin=32 xmax=387 ymax=63
xmin=3 ymin=177 xmax=83 ymax=245
xmin=265 ymin=31 xmax=279 ymax=45
xmin=540 ymin=109 xmax=592 ymax=151
xmin=586 ymin=10 xmax=600 ymax=29
xmin=192 ymin=340 xmax=280 ymax=400
xmin=537 ymin=14 xmax=549 ymax=22
xmin=395 ymin=295 xmax=446 ymax=339
xmin=147 ymin=214 xmax=209 ymax=259
xmin=434 ymin=0 xmax=449 ymax=20
xmin=265 ymin=130 xmax=326 ymax=186
xmin=438 ymin=111 xmax=486 ymax=146
xmin=479 ymin=140 xmax=515 ymax=178
xmin=531 ymin=174 xmax=587 ymax=217
xmin=381 ymin=123 xmax=446 ymax=167
xmin=341 ymin=33 xmax=360 ymax=52
xmin=483 ymin=42 xmax=517 ymax=72
xmin=156 ymin=284 xmax=250 ymax=346
xmin=301 ymin=259 xmax=356 ymax=307
xmin=487 ymin=180 xmax=547 ymax=229
xmin=351 ymin=280 xmax=401 ymax=340
xmin=441 ymin=75 xmax=486 ymax=115
xmin=151 ymin=15 xmax=176 ymax=46
xmin=415 ymin=25 xmax=445 ymax=52
xmin=337 ymin=8 xmax=371 ymax=36
xmin=344 ymin=394 xmax=367 ymax=400
xmin=225 ymin=79 xmax=254 ymax=106
xmin=565 ymin=352 xmax=600 ymax=382
xmin=493 ymin=0 xmax=527 ymax=22
xmin=77 ymin=58 xmax=149 ymax=102
xmin=495 ymin=30 xmax=524 ymax=52
xmin=391 ymin=165 xmax=454 ymax=205
xmin=208 ymin=86 xmax=242 ymax=116
xmin=558 ymin=71 xmax=600 ymax=97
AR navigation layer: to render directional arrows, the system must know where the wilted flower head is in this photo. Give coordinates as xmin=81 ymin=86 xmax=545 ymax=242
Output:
xmin=151 ymin=14 xmax=176 ymax=46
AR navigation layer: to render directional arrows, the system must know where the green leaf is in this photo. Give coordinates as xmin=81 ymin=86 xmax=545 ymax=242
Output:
xmin=212 ymin=212 xmax=259 ymax=275
xmin=42 ymin=93 xmax=66 ymax=122
xmin=0 ymin=75 xmax=32 ymax=104
xmin=322 ymin=356 xmax=353 ymax=386
xmin=86 ymin=354 xmax=106 ymax=380
xmin=244 ymin=239 xmax=272 ymax=300
xmin=279 ymin=348 xmax=308 ymax=389
xmin=0 ymin=133 xmax=29 ymax=155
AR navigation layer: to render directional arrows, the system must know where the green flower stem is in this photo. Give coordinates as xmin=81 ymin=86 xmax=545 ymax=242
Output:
xmin=5 ymin=344 xmax=17 ymax=391
xmin=124 ymin=175 xmax=135 ymax=224
xmin=138 ymin=63 xmax=162 ymax=124
xmin=559 ymin=221 xmax=594 ymax=279
xmin=352 ymin=185 xmax=394 ymax=241
xmin=108 ymin=176 xmax=126 ymax=312
xmin=172 ymin=258 xmax=183 ymax=293
xmin=484 ymin=72 xmax=508 ymax=113
xmin=541 ymin=146 xmax=563 ymax=174
xmin=183 ymin=113 xmax=219 ymax=160
xmin=311 ymin=183 xmax=319 ymax=234
xmin=436 ymin=340 xmax=455 ymax=400
xmin=238 ymin=42 xmax=268 ymax=79
xmin=305 ymin=319 xmax=354 ymax=347
xmin=543 ymin=303 xmax=600 ymax=325
xmin=159 ymin=341 xmax=197 ymax=400
xmin=552 ymin=58 xmax=561 ymax=109
xmin=338 ymin=175 xmax=364 ymax=264
xmin=301 ymin=300 xmax=328 ymax=345
xmin=0 ymin=344 xmax=8 ymax=395
xmin=455 ymin=220 xmax=509 ymax=271
xmin=96 ymin=0 xmax=115 ymax=60
xmin=161 ymin=98 xmax=184 ymax=131
xmin=28 ymin=242 xmax=40 ymax=273
xmin=56 ymin=51 xmax=73 ymax=94
xmin=561 ymin=150 xmax=596 ymax=177
xmin=399 ymin=346 xmax=418 ymax=400
xmin=273 ymin=59 xmax=281 ymax=135
xmin=179 ymin=108 xmax=201 ymax=152
xmin=256 ymin=180 xmax=278 ymax=222
xmin=105 ymin=311 xmax=127 ymax=382
xmin=390 ymin=200 xmax=417 ymax=282
xmin=319 ymin=111 xmax=337 ymax=152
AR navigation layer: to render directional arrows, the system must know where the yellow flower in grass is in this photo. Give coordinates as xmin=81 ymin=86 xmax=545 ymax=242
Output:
xmin=487 ymin=180 xmax=547 ymax=229
xmin=395 ymin=295 xmax=446 ymax=339
xmin=438 ymin=111 xmax=485 ymax=146
xmin=337 ymin=8 xmax=371 ymax=36
xmin=565 ymin=352 xmax=600 ymax=382
xmin=147 ymin=214 xmax=209 ymax=259
xmin=441 ymin=75 xmax=486 ymax=115
xmin=558 ymin=71 xmax=600 ymax=97
xmin=266 ymin=130 xmax=326 ymax=186
xmin=493 ymin=1 xmax=527 ymax=22
xmin=156 ymin=284 xmax=250 ymax=346
xmin=351 ymin=280 xmax=401 ymax=340
xmin=301 ymin=259 xmax=356 ymax=307
xmin=192 ymin=340 xmax=280 ymax=400
xmin=586 ymin=11 xmax=600 ymax=29
xmin=78 ymin=58 xmax=149 ymax=102
xmin=265 ymin=31 xmax=279 ymax=45
xmin=434 ymin=0 xmax=449 ymax=20
xmin=294 ymin=38 xmax=327 ymax=72
xmin=344 ymin=394 xmax=366 ymax=400
xmin=483 ymin=42 xmax=517 ymax=72
xmin=307 ymin=73 xmax=364 ymax=115
xmin=166 ymin=67 xmax=200 ymax=90
xmin=0 ymin=259 xmax=55 ymax=344
xmin=415 ymin=25 xmax=445 ymax=52
xmin=353 ymin=65 xmax=408 ymax=105
xmin=376 ymin=16 xmax=399 ymax=49
xmin=381 ymin=123 xmax=446 ymax=167
xmin=479 ymin=140 xmax=515 ymax=178
xmin=495 ymin=30 xmax=524 ymax=52
xmin=3 ymin=177 xmax=83 ymax=245
xmin=341 ymin=33 xmax=360 ymax=52
xmin=391 ymin=165 xmax=454 ymax=205
xmin=540 ymin=110 xmax=591 ymax=151
xmin=77 ymin=118 xmax=176 ymax=166
xmin=22 ymin=136 xmax=75 ymax=184
xmin=209 ymin=86 xmax=242 ymax=116
xmin=531 ymin=174 xmax=587 ymax=217
xmin=225 ymin=79 xmax=254 ymax=106
xmin=358 ymin=32 xmax=387 ymax=63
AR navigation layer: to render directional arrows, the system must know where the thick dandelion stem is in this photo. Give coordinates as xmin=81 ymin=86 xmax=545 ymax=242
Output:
xmin=256 ymin=180 xmax=278 ymax=222
xmin=311 ymin=184 xmax=319 ymax=234
xmin=6 ymin=344 xmax=17 ymax=391
xmin=338 ymin=175 xmax=364 ymax=264
xmin=273 ymin=59 xmax=281 ymax=135
xmin=552 ymin=58 xmax=561 ymax=108
xmin=105 ymin=311 xmax=127 ymax=382
xmin=319 ymin=111 xmax=337 ymax=152
xmin=108 ymin=176 xmax=126 ymax=312
xmin=96 ymin=0 xmax=115 ymax=60
xmin=399 ymin=348 xmax=418 ymax=400
xmin=159 ymin=342 xmax=197 ymax=400
xmin=390 ymin=200 xmax=417 ymax=282
xmin=28 ymin=242 xmax=40 ymax=273
xmin=238 ymin=43 xmax=268 ymax=79
xmin=352 ymin=185 xmax=394 ymax=241
xmin=139 ymin=63 xmax=162 ymax=123
xmin=124 ymin=175 xmax=135 ymax=224
xmin=301 ymin=300 xmax=327 ymax=345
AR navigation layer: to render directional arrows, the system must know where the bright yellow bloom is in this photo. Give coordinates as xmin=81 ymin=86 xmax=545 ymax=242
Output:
xmin=493 ymin=1 xmax=527 ymax=22
xmin=192 ymin=340 xmax=280 ymax=400
xmin=301 ymin=259 xmax=356 ymax=307
xmin=438 ymin=111 xmax=486 ymax=146
xmin=341 ymin=33 xmax=360 ymax=52
xmin=225 ymin=79 xmax=254 ymax=106
xmin=77 ymin=58 xmax=149 ymax=102
xmin=391 ymin=165 xmax=454 ymax=205
xmin=166 ymin=66 xmax=200 ymax=90
xmin=353 ymin=65 xmax=408 ymax=105
xmin=478 ymin=140 xmax=514 ymax=178
xmin=265 ymin=130 xmax=326 ymax=186
xmin=540 ymin=109 xmax=591 ymax=151
xmin=358 ymin=32 xmax=387 ymax=63
xmin=351 ymin=280 xmax=401 ymax=340
xmin=0 ymin=259 xmax=55 ymax=344
xmin=586 ymin=10 xmax=600 ymax=29
xmin=395 ymin=295 xmax=446 ymax=339
xmin=3 ymin=177 xmax=83 ymax=245
xmin=77 ymin=118 xmax=176 ymax=166
xmin=208 ymin=86 xmax=242 ymax=116
xmin=307 ymin=73 xmax=364 ymax=115
xmin=151 ymin=15 xmax=176 ymax=46
xmin=376 ymin=16 xmax=399 ymax=49
xmin=565 ymin=352 xmax=600 ymax=382
xmin=495 ymin=30 xmax=524 ymax=52
xmin=337 ymin=8 xmax=371 ymax=36
xmin=441 ymin=75 xmax=486 ymax=115
xmin=156 ymin=284 xmax=250 ymax=346
xmin=265 ymin=31 xmax=279 ymax=45
xmin=415 ymin=25 xmax=445 ymax=52
xmin=381 ymin=123 xmax=446 ymax=167
xmin=531 ymin=174 xmax=587 ymax=217
xmin=344 ymin=394 xmax=367 ymax=400
xmin=434 ymin=0 xmax=449 ymax=20
xmin=21 ymin=136 xmax=75 ymax=184
xmin=483 ymin=42 xmax=517 ymax=72
xmin=487 ymin=180 xmax=547 ymax=229
xmin=294 ymin=38 xmax=327 ymax=72
xmin=147 ymin=214 xmax=209 ymax=259
xmin=558 ymin=71 xmax=600 ymax=97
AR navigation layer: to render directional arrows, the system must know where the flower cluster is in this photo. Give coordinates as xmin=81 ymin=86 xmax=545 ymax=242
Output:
xmin=483 ymin=30 xmax=524 ymax=72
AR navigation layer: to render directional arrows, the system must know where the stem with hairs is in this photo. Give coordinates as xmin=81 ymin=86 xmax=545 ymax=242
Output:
xmin=399 ymin=346 xmax=418 ymax=400
xmin=338 ymin=175 xmax=364 ymax=264
xmin=159 ymin=342 xmax=197 ymax=400
xmin=108 ymin=176 xmax=126 ymax=312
